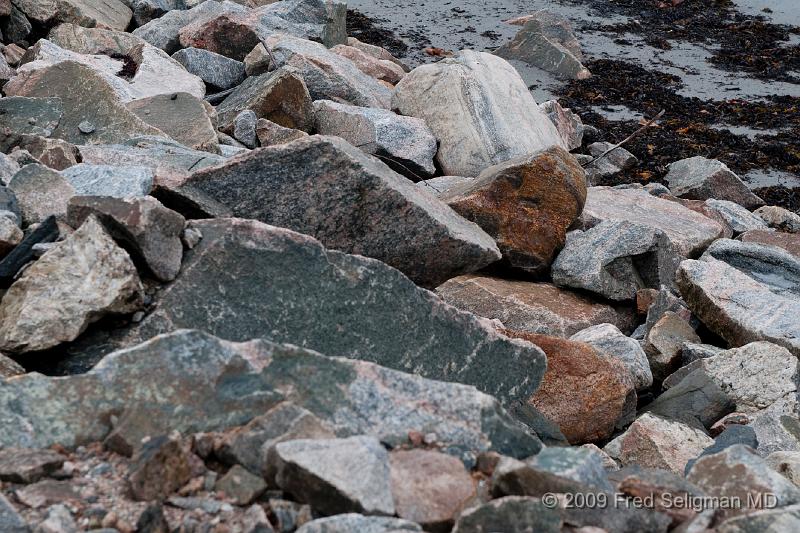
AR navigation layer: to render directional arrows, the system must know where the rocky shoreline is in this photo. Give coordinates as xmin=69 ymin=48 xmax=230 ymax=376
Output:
xmin=1 ymin=0 xmax=800 ymax=531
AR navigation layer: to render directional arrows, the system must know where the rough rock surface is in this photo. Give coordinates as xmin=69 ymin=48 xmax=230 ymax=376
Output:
xmin=570 ymin=323 xmax=653 ymax=391
xmin=741 ymin=229 xmax=800 ymax=259
xmin=704 ymin=199 xmax=768 ymax=234
xmin=442 ymin=146 xmax=586 ymax=274
xmin=126 ymin=92 xmax=218 ymax=153
xmin=181 ymin=136 xmax=500 ymax=288
xmin=0 ymin=216 xmax=143 ymax=354
xmin=452 ymin=496 xmax=562 ymax=533
xmin=297 ymin=514 xmax=422 ymax=533
xmin=392 ymin=50 xmax=565 ymax=176
xmin=665 ymin=157 xmax=764 ymax=209
xmin=171 ymin=47 xmax=246 ymax=91
xmin=644 ymin=311 xmax=701 ymax=382
xmin=755 ymin=206 xmax=800 ymax=233
xmin=255 ymin=118 xmax=308 ymax=147
xmin=62 ymin=164 xmax=153 ymax=198
xmin=331 ymin=44 xmax=405 ymax=84
xmin=540 ymin=99 xmax=584 ymax=150
xmin=12 ymin=0 xmax=132 ymax=31
xmin=8 ymin=163 xmax=75 ymax=224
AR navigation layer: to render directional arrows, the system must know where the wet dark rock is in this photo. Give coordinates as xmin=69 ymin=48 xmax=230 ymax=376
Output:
xmin=0 ymin=215 xmax=59 ymax=287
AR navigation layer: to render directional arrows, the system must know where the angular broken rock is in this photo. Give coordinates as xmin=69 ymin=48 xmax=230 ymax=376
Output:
xmin=442 ymin=146 xmax=586 ymax=274
xmin=12 ymin=0 xmax=132 ymax=31
xmin=0 ymin=353 xmax=25 ymax=378
xmin=677 ymin=258 xmax=800 ymax=355
xmin=580 ymin=186 xmax=724 ymax=257
xmin=644 ymin=311 xmax=701 ymax=382
xmin=435 ymin=275 xmax=637 ymax=337
xmin=0 ymin=216 xmax=143 ymax=353
xmin=505 ymin=331 xmax=636 ymax=444
xmin=0 ymin=330 xmax=541 ymax=458
xmin=0 ymin=217 xmax=23 ymax=256
xmin=215 ymin=464 xmax=267 ymax=505
xmin=297 ymin=514 xmax=422 ymax=533
xmin=3 ymin=61 xmax=165 ymax=145
xmin=741 ymin=229 xmax=800 ymax=260
xmin=552 ymin=220 xmax=681 ymax=301
xmin=452 ymin=496 xmax=562 ymax=533
xmin=181 ymin=136 xmax=501 ymax=288
xmin=331 ymin=44 xmax=405 ymax=84
xmin=540 ymin=99 xmax=584 ymax=150
xmin=270 ymin=436 xmax=394 ymax=516
xmin=603 ymin=413 xmax=714 ymax=474
xmin=67 ymin=196 xmax=186 ymax=282
xmin=0 ymin=447 xmax=65 ymax=483
xmin=256 ymin=118 xmax=308 ymax=147
xmin=755 ymin=205 xmax=800 ymax=233
xmin=665 ymin=157 xmax=763 ymax=209
xmin=570 ymin=323 xmax=653 ymax=391
xmin=217 ymin=66 xmax=314 ymax=133
xmin=8 ymin=135 xmax=79 ymax=171
xmin=703 ymin=199 xmax=767 ymax=234
xmin=8 ymin=163 xmax=75 ymax=225
xmin=392 ymin=50 xmax=565 ymax=176
xmin=0 ymin=96 xmax=63 ymax=139
xmin=265 ymin=34 xmax=392 ymax=109
xmin=62 ymin=164 xmax=153 ymax=198
xmin=126 ymin=93 xmax=218 ymax=153
xmin=171 ymin=47 xmax=246 ymax=91
xmin=313 ymin=99 xmax=437 ymax=178
xmin=232 ymin=110 xmax=258 ymax=149
xmin=128 ymin=433 xmax=193 ymax=501
xmin=582 ymin=142 xmax=638 ymax=184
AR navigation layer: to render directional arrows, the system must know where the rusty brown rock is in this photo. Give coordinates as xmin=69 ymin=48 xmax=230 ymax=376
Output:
xmin=128 ymin=434 xmax=193 ymax=501
xmin=740 ymin=229 xmax=800 ymax=260
xmin=389 ymin=449 xmax=477 ymax=530
xmin=441 ymin=146 xmax=586 ymax=274
xmin=435 ymin=275 xmax=637 ymax=337
xmin=503 ymin=330 xmax=636 ymax=444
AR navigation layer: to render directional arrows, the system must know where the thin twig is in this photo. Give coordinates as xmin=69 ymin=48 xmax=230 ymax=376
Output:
xmin=582 ymin=109 xmax=665 ymax=168
xmin=260 ymin=39 xmax=277 ymax=72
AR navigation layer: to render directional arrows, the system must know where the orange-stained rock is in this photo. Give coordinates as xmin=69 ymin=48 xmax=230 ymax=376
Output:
xmin=504 ymin=330 xmax=636 ymax=444
xmin=740 ymin=229 xmax=800 ymax=259
xmin=390 ymin=449 xmax=477 ymax=530
xmin=441 ymin=146 xmax=586 ymax=274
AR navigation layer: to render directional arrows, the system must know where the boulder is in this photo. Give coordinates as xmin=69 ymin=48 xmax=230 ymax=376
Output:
xmin=703 ymin=199 xmax=768 ymax=234
xmin=552 ymin=220 xmax=681 ymax=301
xmin=126 ymin=93 xmax=218 ymax=153
xmin=0 ymin=217 xmax=23 ymax=256
xmin=755 ymin=205 xmax=800 ymax=233
xmin=0 ymin=154 xmax=21 ymax=185
xmin=171 ymin=47 xmax=246 ymax=91
xmin=392 ymin=50 xmax=565 ymax=176
xmin=297 ymin=514 xmax=422 ymax=533
xmin=264 ymin=34 xmax=392 ymax=108
xmin=313 ymin=100 xmax=437 ymax=178
xmin=0 ymin=494 xmax=28 ymax=532
xmin=583 ymin=143 xmax=638 ymax=184
xmin=232 ymin=110 xmax=259 ymax=148
xmin=665 ymin=157 xmax=763 ymax=209
xmin=345 ymin=37 xmax=408 ymax=71
xmin=62 ymin=164 xmax=153 ymax=198
xmin=8 ymin=164 xmax=75 ymax=225
xmin=0 ymin=216 xmax=143 ymax=354
xmin=8 ymin=135 xmax=78 ymax=171
xmin=331 ymin=44 xmax=405 ymax=84
xmin=418 ymin=176 xmax=472 ymax=197
xmin=128 ymin=434 xmax=193 ymax=501
xmin=0 ymin=353 xmax=25 ymax=378
xmin=741 ymin=229 xmax=800 ymax=260
xmin=644 ymin=311 xmax=701 ymax=382
xmin=0 ymin=447 xmax=65 ymax=483
xmin=67 ymin=196 xmax=185 ymax=282
xmin=570 ymin=323 xmax=653 ymax=391
xmin=0 ymin=330 xmax=541 ymax=458
xmin=255 ymin=118 xmax=308 ymax=147
xmin=180 ymin=136 xmax=501 ymax=288
xmin=12 ymin=0 xmax=132 ymax=31
xmin=716 ymin=505 xmax=800 ymax=532
xmin=0 ymin=5 xmax=31 ymax=44
xmin=214 ymin=465 xmax=267 ymax=505
xmin=0 ymin=96 xmax=63 ymax=139
xmin=0 ymin=216 xmax=59 ymax=288
xmin=539 ymin=99 xmax=584 ymax=150
xmin=269 ymin=436 xmax=395 ymax=516
xmin=442 ymin=146 xmax=586 ymax=274
xmin=435 ymin=275 xmax=638 ymax=337
xmin=581 ymin=186 xmax=725 ymax=256
xmin=452 ymin=496 xmax=562 ymax=533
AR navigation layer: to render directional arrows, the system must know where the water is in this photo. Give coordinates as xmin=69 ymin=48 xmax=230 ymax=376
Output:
xmin=733 ymin=0 xmax=800 ymax=26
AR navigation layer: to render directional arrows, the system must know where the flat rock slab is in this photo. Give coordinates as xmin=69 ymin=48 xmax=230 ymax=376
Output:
xmin=581 ymin=186 xmax=724 ymax=257
xmin=0 ymin=96 xmax=63 ymax=138
xmin=0 ymin=330 xmax=541 ymax=460
xmin=741 ymin=229 xmax=800 ymax=259
xmin=171 ymin=47 xmax=246 ymax=91
xmin=392 ymin=50 xmax=565 ymax=177
xmin=297 ymin=514 xmax=422 ymax=533
xmin=181 ymin=136 xmax=500 ymax=288
xmin=62 ymin=164 xmax=153 ymax=198
xmin=435 ymin=275 xmax=637 ymax=337
xmin=13 ymin=0 xmax=132 ymax=31
xmin=126 ymin=93 xmax=218 ymax=153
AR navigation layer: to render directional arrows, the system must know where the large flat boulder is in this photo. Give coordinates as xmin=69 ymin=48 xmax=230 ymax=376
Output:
xmin=392 ymin=50 xmax=565 ymax=177
xmin=12 ymin=0 xmax=132 ymax=31
xmin=180 ymin=136 xmax=501 ymax=288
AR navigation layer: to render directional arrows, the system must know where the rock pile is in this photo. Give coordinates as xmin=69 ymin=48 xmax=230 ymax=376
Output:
xmin=0 ymin=1 xmax=799 ymax=531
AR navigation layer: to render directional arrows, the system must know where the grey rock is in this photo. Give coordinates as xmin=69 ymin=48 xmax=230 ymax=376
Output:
xmin=127 ymin=0 xmax=184 ymax=26
xmin=8 ymin=164 xmax=75 ymax=225
xmin=13 ymin=0 xmax=131 ymax=30
xmin=0 ymin=216 xmax=59 ymax=288
xmin=452 ymin=496 xmax=562 ymax=533
xmin=0 ymin=217 xmax=23 ymax=256
xmin=243 ymin=42 xmax=271 ymax=77
xmin=62 ymin=164 xmax=153 ymax=198
xmin=392 ymin=50 xmax=564 ymax=176
xmin=539 ymin=99 xmax=584 ymax=150
xmin=125 ymin=92 xmax=218 ymax=153
xmin=313 ymin=100 xmax=437 ymax=178
xmin=570 ymin=323 xmax=653 ymax=391
xmin=686 ymin=425 xmax=759 ymax=473
xmin=583 ymin=142 xmax=638 ymax=184
xmin=0 ymin=5 xmax=31 ymax=44
xmin=35 ymin=504 xmax=77 ymax=533
xmin=270 ymin=436 xmax=394 ymax=515
xmin=755 ymin=205 xmax=800 ymax=233
xmin=417 ymin=176 xmax=472 ymax=197
xmin=716 ymin=504 xmax=800 ymax=532
xmin=0 ymin=96 xmax=63 ymax=138
xmin=297 ymin=514 xmax=422 ymax=533
xmin=681 ymin=342 xmax=725 ymax=365
xmin=644 ymin=311 xmax=701 ymax=382
xmin=346 ymin=36 xmax=409 ymax=72
xmin=766 ymin=451 xmax=800 ymax=487
xmin=704 ymin=199 xmax=767 ymax=234
xmin=552 ymin=220 xmax=681 ymax=301
xmin=171 ymin=47 xmax=246 ymax=91
xmin=233 ymin=110 xmax=259 ymax=149
xmin=214 ymin=465 xmax=267 ymax=505
xmin=264 ymin=34 xmax=392 ymax=109
xmin=181 ymin=136 xmax=501 ymax=288
xmin=0 ymin=154 xmax=21 ymax=185
xmin=255 ymin=118 xmax=308 ymax=147
xmin=0 ymin=493 xmax=27 ymax=533
xmin=0 ymin=216 xmax=144 ymax=354
xmin=0 ymin=353 xmax=25 ymax=378
xmin=666 ymin=157 xmax=763 ymax=209
xmin=330 ymin=44 xmax=405 ymax=84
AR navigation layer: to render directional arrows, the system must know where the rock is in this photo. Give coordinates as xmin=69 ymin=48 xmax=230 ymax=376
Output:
xmin=452 ymin=496 xmax=562 ymax=533
xmin=552 ymin=220 xmax=681 ymax=301
xmin=181 ymin=136 xmax=501 ymax=288
xmin=0 ymin=216 xmax=143 ymax=354
xmin=0 ymin=353 xmax=25 ymax=377
xmin=686 ymin=425 xmax=759 ymax=473
xmin=0 ymin=96 xmax=63 ymax=140
xmin=755 ymin=206 xmax=800 ymax=233
xmin=741 ymin=229 xmax=800 ymax=259
xmin=436 ymin=275 xmax=637 ymax=337
xmin=495 ymin=15 xmax=590 ymax=80
xmin=12 ymin=0 xmax=132 ymax=31
xmin=505 ymin=10 xmax=583 ymax=58
xmin=0 ymin=154 xmax=21 ymax=185
xmin=715 ymin=505 xmax=800 ymax=532
xmin=687 ymin=445 xmax=800 ymax=519
xmin=703 ymin=199 xmax=767 ymax=234
xmin=393 ymin=50 xmax=564 ymax=176
xmin=269 ymin=436 xmax=394 ymax=516
xmin=570 ymin=323 xmax=653 ymax=391
xmin=215 ymin=465 xmax=267 ymax=505
xmin=3 ymin=62 xmax=165 ymax=145
xmin=216 ymin=66 xmax=313 ymax=132
xmin=582 ymin=143 xmax=638 ymax=183
xmin=296 ymin=514 xmax=422 ymax=533
xmin=418 ymin=176 xmax=472 ymax=197
xmin=389 ymin=449 xmax=476 ymax=529
xmin=507 ymin=331 xmax=636 ymax=444
xmin=0 ymin=447 xmax=64 ymax=483
xmin=243 ymin=42 xmax=270 ymax=76
xmin=346 ymin=37 xmax=408 ymax=71
xmin=171 ymin=47 xmax=246 ymax=91
xmin=9 ymin=135 xmax=78 ymax=171
xmin=313 ymin=100 xmax=437 ymax=178
xmin=665 ymin=157 xmax=764 ymax=209
xmin=442 ymin=146 xmax=586 ymax=274
xmin=62 ymin=164 xmax=153 ymax=198
xmin=0 ymin=217 xmax=23 ymax=256
xmin=135 ymin=503 xmax=169 ymax=532
xmin=128 ymin=434 xmax=193 ymax=501
xmin=331 ymin=44 xmax=405 ymax=84
xmin=0 ymin=493 xmax=27 ymax=533
xmin=0 ymin=5 xmax=31 ymax=44
xmin=677 ymin=259 xmax=800 ymax=355
xmin=35 ymin=504 xmax=77 ymax=533
xmin=126 ymin=93 xmax=218 ymax=153
xmin=67 ymin=196 xmax=186 ymax=282
xmin=644 ymin=312 xmax=701 ymax=382
xmin=539 ymin=99 xmax=584 ymax=150
xmin=255 ymin=118 xmax=308 ymax=147
xmin=767 ymin=451 xmax=800 ymax=487
xmin=8 ymin=164 xmax=75 ymax=225
xmin=603 ymin=413 xmax=714 ymax=474
xmin=0 ymin=215 xmax=59 ymax=287
xmin=581 ymin=186 xmax=724 ymax=257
